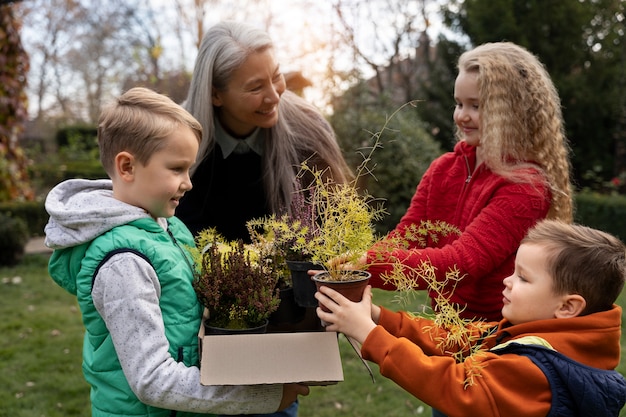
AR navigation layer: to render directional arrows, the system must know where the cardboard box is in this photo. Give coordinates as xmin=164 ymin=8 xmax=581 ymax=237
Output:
xmin=199 ymin=322 xmax=344 ymax=386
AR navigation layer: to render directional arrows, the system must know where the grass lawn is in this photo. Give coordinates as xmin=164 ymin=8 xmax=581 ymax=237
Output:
xmin=1 ymin=253 xmax=625 ymax=416
xmin=0 ymin=254 xmax=90 ymax=417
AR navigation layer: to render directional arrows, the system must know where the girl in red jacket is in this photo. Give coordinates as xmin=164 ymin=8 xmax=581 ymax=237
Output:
xmin=351 ymin=42 xmax=574 ymax=322
xmin=317 ymin=220 xmax=626 ymax=416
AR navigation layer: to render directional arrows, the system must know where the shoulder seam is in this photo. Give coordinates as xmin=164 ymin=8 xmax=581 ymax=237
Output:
xmin=92 ymin=248 xmax=154 ymax=291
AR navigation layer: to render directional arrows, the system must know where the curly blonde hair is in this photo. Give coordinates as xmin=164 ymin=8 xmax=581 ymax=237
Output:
xmin=457 ymin=42 xmax=573 ymax=222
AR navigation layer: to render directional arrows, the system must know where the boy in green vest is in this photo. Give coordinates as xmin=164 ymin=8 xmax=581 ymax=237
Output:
xmin=45 ymin=87 xmax=308 ymax=417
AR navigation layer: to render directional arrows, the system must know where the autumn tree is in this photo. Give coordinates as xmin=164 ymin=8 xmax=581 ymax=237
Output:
xmin=330 ymin=0 xmax=435 ymax=104
xmin=0 ymin=2 xmax=34 ymax=202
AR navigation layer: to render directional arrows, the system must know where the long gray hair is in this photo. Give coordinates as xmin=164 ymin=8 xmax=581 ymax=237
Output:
xmin=184 ymin=21 xmax=352 ymax=214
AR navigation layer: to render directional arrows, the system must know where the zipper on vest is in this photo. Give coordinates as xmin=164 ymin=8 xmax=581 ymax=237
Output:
xmin=167 ymin=227 xmax=196 ymax=277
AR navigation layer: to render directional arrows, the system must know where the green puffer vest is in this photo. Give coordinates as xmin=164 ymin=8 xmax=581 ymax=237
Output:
xmin=48 ymin=217 xmax=212 ymax=417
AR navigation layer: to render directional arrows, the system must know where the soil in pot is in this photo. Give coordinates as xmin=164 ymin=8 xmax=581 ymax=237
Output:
xmin=312 ymin=270 xmax=371 ymax=313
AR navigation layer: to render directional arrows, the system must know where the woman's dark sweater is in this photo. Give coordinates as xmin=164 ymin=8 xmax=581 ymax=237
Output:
xmin=176 ymin=147 xmax=269 ymax=242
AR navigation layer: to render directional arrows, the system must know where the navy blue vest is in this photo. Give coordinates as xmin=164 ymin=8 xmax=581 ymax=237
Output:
xmin=495 ymin=343 xmax=626 ymax=416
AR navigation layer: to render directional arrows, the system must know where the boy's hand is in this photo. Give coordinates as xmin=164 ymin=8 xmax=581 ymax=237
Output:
xmin=315 ymin=285 xmax=377 ymax=343
xmin=278 ymin=383 xmax=310 ymax=411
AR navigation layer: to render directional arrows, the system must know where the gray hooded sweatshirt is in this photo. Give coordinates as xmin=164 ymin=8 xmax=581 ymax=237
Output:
xmin=45 ymin=179 xmax=281 ymax=414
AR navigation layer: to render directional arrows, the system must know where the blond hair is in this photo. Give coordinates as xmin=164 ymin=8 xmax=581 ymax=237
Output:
xmin=98 ymin=87 xmax=202 ymax=177
xmin=458 ymin=42 xmax=573 ymax=221
xmin=522 ymin=220 xmax=626 ymax=315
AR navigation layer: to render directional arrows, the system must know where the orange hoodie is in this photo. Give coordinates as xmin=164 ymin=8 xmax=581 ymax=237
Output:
xmin=361 ymin=305 xmax=624 ymax=416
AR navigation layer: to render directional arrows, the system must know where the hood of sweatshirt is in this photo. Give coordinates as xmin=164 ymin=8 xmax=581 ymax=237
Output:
xmin=496 ymin=305 xmax=622 ymax=370
xmin=44 ymin=179 xmax=150 ymax=250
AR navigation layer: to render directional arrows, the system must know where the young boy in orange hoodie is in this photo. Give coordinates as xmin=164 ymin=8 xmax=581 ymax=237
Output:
xmin=316 ymin=219 xmax=626 ymax=416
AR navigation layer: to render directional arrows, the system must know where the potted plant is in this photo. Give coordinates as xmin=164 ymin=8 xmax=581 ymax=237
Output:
xmin=248 ymin=161 xmax=387 ymax=314
xmin=243 ymin=223 xmax=307 ymax=329
xmin=190 ymin=228 xmax=282 ymax=333
xmin=247 ymin=102 xmax=442 ymax=313
xmin=247 ymin=182 xmax=322 ymax=308
xmin=301 ymin=166 xmax=380 ymax=296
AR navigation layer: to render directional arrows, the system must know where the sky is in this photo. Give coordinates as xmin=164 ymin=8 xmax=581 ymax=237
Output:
xmin=150 ymin=0 xmax=447 ymax=107
xmin=18 ymin=0 xmax=448 ymax=117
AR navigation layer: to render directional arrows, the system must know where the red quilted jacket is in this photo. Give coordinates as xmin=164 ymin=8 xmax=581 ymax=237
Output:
xmin=367 ymin=141 xmax=551 ymax=320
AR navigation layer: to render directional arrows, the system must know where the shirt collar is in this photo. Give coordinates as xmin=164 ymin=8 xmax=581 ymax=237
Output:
xmin=214 ymin=118 xmax=264 ymax=158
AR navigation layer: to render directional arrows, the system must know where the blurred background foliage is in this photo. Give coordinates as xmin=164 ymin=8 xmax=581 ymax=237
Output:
xmin=0 ymin=0 xmax=624 ymax=235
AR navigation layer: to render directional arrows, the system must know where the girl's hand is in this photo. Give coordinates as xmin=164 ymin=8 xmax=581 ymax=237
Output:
xmin=306 ymin=252 xmax=368 ymax=277
xmin=328 ymin=252 xmax=367 ymax=270
xmin=315 ymin=285 xmax=377 ymax=344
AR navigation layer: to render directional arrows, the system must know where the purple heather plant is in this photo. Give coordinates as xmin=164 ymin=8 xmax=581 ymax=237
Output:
xmin=192 ymin=229 xmax=281 ymax=329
